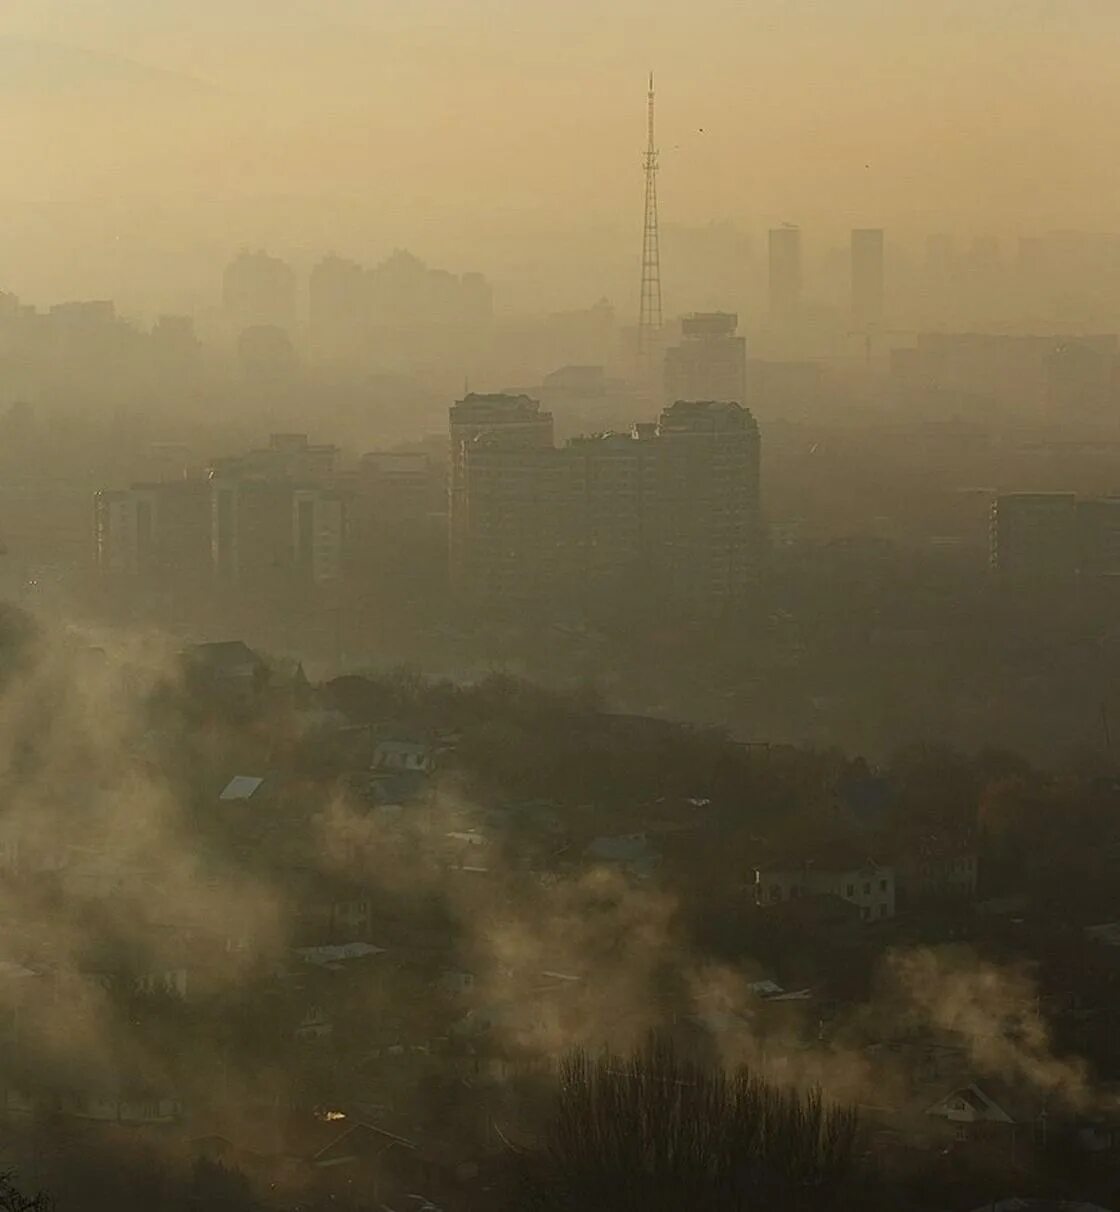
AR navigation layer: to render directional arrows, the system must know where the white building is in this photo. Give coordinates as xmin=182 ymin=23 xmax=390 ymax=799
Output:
xmin=755 ymin=856 xmax=896 ymax=921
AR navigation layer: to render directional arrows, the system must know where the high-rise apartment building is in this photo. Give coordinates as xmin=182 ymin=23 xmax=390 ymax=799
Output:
xmin=448 ymin=393 xmax=555 ymax=591
xmin=768 ymin=228 xmax=802 ymax=320
xmin=450 ymin=396 xmax=762 ymax=617
xmin=993 ymin=492 xmax=1120 ymax=580
xmin=94 ymin=481 xmax=209 ymax=578
xmin=663 ymin=313 xmax=747 ymax=408
xmin=654 ymin=400 xmax=762 ymax=614
xmin=222 ymin=250 xmax=297 ymax=334
xmin=990 ymin=493 xmax=1078 ymax=579
xmin=851 ymin=229 xmax=885 ymax=330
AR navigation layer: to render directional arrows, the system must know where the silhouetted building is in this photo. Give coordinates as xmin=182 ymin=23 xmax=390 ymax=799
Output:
xmin=1077 ymin=498 xmax=1120 ymax=578
xmin=451 ymin=396 xmax=762 ymax=617
xmin=223 ymin=250 xmax=297 ymax=334
xmin=209 ymin=435 xmax=345 ymax=586
xmin=892 ymin=332 xmax=1118 ymax=416
xmin=768 ymin=227 xmax=802 ymax=320
xmin=654 ymin=400 xmax=762 ymax=614
xmin=94 ymin=481 xmax=209 ymax=578
xmin=237 ymin=324 xmax=298 ymax=384
xmin=308 ymin=255 xmax=365 ymax=359
xmin=851 ymin=229 xmax=885 ymax=330
xmin=991 ymin=493 xmax=1078 ymax=579
xmin=358 ymin=452 xmax=436 ymax=524
xmin=663 ymin=313 xmax=746 ymax=408
xmin=448 ymin=393 xmax=555 ymax=591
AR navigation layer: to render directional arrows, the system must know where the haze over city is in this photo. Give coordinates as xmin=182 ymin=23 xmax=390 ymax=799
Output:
xmin=6 ymin=0 xmax=1120 ymax=313
xmin=7 ymin=2 xmax=1120 ymax=1210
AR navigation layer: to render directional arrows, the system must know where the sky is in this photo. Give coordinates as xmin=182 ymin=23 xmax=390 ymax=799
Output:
xmin=2 ymin=0 xmax=1120 ymax=312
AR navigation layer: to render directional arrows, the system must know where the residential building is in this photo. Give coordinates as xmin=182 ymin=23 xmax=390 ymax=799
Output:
xmin=754 ymin=854 xmax=896 ymax=921
xmin=990 ymin=493 xmax=1078 ymax=579
xmin=448 ymin=393 xmax=556 ymax=592
xmin=893 ymin=837 xmax=979 ymax=908
xmin=93 ymin=480 xmax=209 ymax=578
xmin=1077 ymin=497 xmax=1120 ymax=576
xmin=210 ymin=434 xmax=347 ymax=585
xmin=222 ymin=250 xmax=297 ymax=334
xmin=358 ymin=452 xmax=436 ymax=524
xmin=450 ymin=396 xmax=763 ymax=616
xmin=663 ymin=313 xmax=747 ymax=407
xmin=653 ymin=399 xmax=762 ymax=614
xmin=292 ymin=487 xmax=347 ymax=584
xmin=768 ymin=227 xmax=802 ymax=320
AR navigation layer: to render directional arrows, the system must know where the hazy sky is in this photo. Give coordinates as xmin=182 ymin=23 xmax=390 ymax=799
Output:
xmin=3 ymin=0 xmax=1120 ymax=311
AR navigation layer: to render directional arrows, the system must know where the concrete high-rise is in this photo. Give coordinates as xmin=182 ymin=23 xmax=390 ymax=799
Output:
xmin=851 ymin=229 xmax=885 ymax=330
xmin=768 ymin=227 xmax=802 ymax=320
xmin=450 ymin=396 xmax=762 ymax=617
xmin=663 ymin=313 xmax=747 ymax=407
xmin=990 ymin=493 xmax=1078 ymax=579
xmin=448 ymin=393 xmax=556 ymax=593
xmin=222 ymin=250 xmax=297 ymax=334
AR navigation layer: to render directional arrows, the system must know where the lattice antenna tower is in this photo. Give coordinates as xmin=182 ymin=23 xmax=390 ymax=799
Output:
xmin=638 ymin=71 xmax=662 ymax=365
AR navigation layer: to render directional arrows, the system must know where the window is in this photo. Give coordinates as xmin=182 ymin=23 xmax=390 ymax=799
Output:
xmin=860 ymin=906 xmax=870 ymax=921
xmin=879 ymin=905 xmax=888 ymax=918
xmin=880 ymin=879 xmax=888 ymax=892
xmin=954 ymin=1124 xmax=968 ymax=1143
xmin=863 ymin=882 xmax=871 ymax=895
xmin=846 ymin=884 xmax=855 ymax=897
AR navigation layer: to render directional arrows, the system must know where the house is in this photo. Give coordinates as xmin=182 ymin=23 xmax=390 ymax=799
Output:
xmin=182 ymin=640 xmax=268 ymax=699
xmin=924 ymin=1080 xmax=1048 ymax=1147
xmin=585 ymin=833 xmax=661 ymax=878
xmin=8 ymin=1084 xmax=184 ymax=1125
xmin=201 ymin=1110 xmax=471 ymax=1208
xmin=755 ymin=848 xmax=896 ymax=921
xmin=373 ymin=737 xmax=435 ymax=774
xmin=893 ymin=833 xmax=979 ymax=907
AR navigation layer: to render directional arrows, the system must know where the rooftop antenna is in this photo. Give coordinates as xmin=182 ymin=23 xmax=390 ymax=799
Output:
xmin=637 ymin=71 xmax=662 ymax=377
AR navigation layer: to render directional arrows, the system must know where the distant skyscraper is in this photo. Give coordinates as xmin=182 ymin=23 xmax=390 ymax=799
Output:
xmin=851 ymin=229 xmax=885 ymax=330
xmin=663 ymin=313 xmax=746 ymax=406
xmin=768 ymin=227 xmax=802 ymax=320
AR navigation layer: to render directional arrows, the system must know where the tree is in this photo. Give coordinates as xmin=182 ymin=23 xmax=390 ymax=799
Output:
xmin=0 ymin=1172 xmax=51 ymax=1212
xmin=514 ymin=1033 xmax=861 ymax=1212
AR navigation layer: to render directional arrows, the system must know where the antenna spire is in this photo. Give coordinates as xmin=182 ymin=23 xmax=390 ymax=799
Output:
xmin=638 ymin=71 xmax=662 ymax=376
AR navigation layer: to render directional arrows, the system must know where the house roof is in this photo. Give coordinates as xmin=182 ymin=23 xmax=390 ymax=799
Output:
xmin=184 ymin=640 xmax=263 ymax=671
xmin=586 ymin=833 xmax=654 ymax=863
xmin=926 ymin=1078 xmax=1049 ymax=1125
xmin=295 ymin=942 xmax=385 ymax=968
xmin=219 ymin=775 xmax=264 ymax=801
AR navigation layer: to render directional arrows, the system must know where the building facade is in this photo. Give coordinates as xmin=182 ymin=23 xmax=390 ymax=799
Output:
xmin=755 ymin=859 xmax=896 ymax=921
xmin=768 ymin=227 xmax=803 ymax=321
xmin=663 ymin=313 xmax=747 ymax=407
xmin=450 ymin=395 xmax=762 ymax=617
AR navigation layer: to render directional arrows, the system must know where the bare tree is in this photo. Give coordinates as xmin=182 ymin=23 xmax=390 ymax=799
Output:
xmin=516 ymin=1033 xmax=860 ymax=1211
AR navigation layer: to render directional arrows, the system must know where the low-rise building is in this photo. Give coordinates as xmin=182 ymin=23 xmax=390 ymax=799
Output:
xmin=755 ymin=850 xmax=896 ymax=921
